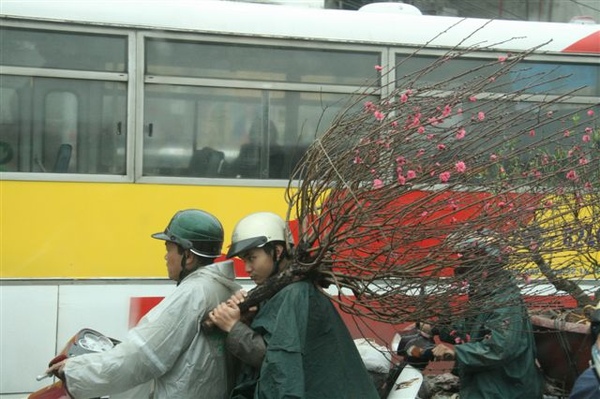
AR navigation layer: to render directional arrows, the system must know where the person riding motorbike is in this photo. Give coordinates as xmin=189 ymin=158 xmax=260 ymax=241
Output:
xmin=569 ymin=300 xmax=600 ymax=398
xmin=47 ymin=209 xmax=240 ymax=399
xmin=431 ymin=229 xmax=545 ymax=399
xmin=208 ymin=211 xmax=380 ymax=398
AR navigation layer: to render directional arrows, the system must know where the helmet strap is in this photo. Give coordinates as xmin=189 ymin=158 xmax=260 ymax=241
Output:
xmin=176 ymin=250 xmax=202 ymax=286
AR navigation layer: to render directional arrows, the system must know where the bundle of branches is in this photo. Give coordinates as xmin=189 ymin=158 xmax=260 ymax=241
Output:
xmin=282 ymin=40 xmax=599 ymax=326
xmin=233 ymin=26 xmax=599 ymax=332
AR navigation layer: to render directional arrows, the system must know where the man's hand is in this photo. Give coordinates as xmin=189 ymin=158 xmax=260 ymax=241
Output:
xmin=209 ymin=301 xmax=241 ymax=333
xmin=45 ymin=358 xmax=68 ymax=380
xmin=432 ymin=344 xmax=455 ymax=360
xmin=227 ymin=290 xmax=258 ymax=312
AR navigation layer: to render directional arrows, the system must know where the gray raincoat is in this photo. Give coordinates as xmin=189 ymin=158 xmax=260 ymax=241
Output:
xmin=64 ymin=261 xmax=241 ymax=399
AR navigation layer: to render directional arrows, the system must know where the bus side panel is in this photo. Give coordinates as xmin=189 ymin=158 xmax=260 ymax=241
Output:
xmin=0 ymin=181 xmax=290 ymax=278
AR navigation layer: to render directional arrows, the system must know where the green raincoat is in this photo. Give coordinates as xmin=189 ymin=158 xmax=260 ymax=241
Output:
xmin=232 ymin=280 xmax=379 ymax=399
xmin=441 ymin=273 xmax=544 ymax=399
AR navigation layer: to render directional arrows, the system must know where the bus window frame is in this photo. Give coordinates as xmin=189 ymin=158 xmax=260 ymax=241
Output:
xmin=1 ymin=19 xmax=598 ymax=187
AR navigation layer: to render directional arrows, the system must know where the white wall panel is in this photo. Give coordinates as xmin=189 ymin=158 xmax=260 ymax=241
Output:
xmin=56 ymin=283 xmax=176 ymax=347
xmin=0 ymin=285 xmax=58 ymax=394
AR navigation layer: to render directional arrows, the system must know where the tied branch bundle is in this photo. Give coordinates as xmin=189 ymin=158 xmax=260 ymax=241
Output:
xmin=230 ymin=27 xmax=600 ymax=328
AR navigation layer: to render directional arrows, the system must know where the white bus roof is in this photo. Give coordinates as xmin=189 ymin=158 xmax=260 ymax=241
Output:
xmin=2 ymin=0 xmax=599 ymax=54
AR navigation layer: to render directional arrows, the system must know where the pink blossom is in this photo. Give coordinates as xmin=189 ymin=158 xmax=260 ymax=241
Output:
xmin=391 ymin=121 xmax=398 ymax=128
xmin=469 ymin=96 xmax=477 ymax=102
xmin=585 ymin=182 xmax=593 ymax=190
xmin=427 ymin=134 xmax=435 ymax=140
xmin=566 ymin=170 xmax=578 ymax=181
xmin=364 ymin=101 xmax=375 ymax=111
xmin=490 ymin=154 xmax=498 ymax=162
xmin=373 ymin=179 xmax=384 ymax=189
xmin=437 ymin=144 xmax=446 ymax=150
xmin=416 ymin=149 xmax=425 ymax=157
xmin=421 ymin=211 xmax=429 ymax=217
xmin=498 ymin=55 xmax=507 ymax=63
xmin=428 ymin=117 xmax=440 ymax=126
xmin=418 ymin=126 xmax=425 ymax=134
xmin=564 ymin=130 xmax=570 ymax=137
xmin=583 ymin=134 xmax=591 ymax=143
xmin=477 ymin=111 xmax=485 ymax=121
xmin=374 ymin=65 xmax=383 ymax=71
xmin=587 ymin=109 xmax=595 ymax=117
xmin=529 ymin=129 xmax=535 ymax=137
xmin=544 ymin=200 xmax=553 ymax=209
xmin=455 ymin=161 xmax=467 ymax=173
xmin=374 ymin=111 xmax=385 ymax=121
xmin=442 ymin=105 xmax=452 ymax=117
xmin=406 ymin=170 xmax=417 ymax=179
xmin=409 ymin=115 xmax=420 ymax=127
xmin=439 ymin=171 xmax=451 ymax=182
xmin=353 ymin=156 xmax=362 ymax=164
xmin=579 ymin=157 xmax=589 ymax=165
xmin=585 ymin=127 xmax=593 ymax=134
xmin=457 ymin=108 xmax=463 ymax=114
xmin=396 ymin=156 xmax=406 ymax=165
xmin=397 ymin=174 xmax=406 ymax=185
xmin=456 ymin=128 xmax=466 ymax=140
xmin=400 ymin=93 xmax=408 ymax=103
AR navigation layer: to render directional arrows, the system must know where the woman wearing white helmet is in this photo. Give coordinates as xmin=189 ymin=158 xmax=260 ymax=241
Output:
xmin=209 ymin=212 xmax=379 ymax=399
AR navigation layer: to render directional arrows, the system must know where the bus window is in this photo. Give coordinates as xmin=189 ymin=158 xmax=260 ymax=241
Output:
xmin=395 ymin=54 xmax=599 ymax=97
xmin=43 ymin=92 xmax=78 ymax=173
xmin=0 ymin=27 xmax=126 ymax=72
xmin=142 ymin=84 xmax=367 ymax=179
xmin=0 ymin=76 xmax=127 ymax=174
xmin=146 ymin=38 xmax=379 ymax=86
xmin=0 ymin=87 xmax=18 ymax=172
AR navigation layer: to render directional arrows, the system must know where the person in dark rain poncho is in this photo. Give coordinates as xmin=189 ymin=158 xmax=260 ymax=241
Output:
xmin=209 ymin=212 xmax=380 ymax=399
xmin=431 ymin=229 xmax=545 ymax=399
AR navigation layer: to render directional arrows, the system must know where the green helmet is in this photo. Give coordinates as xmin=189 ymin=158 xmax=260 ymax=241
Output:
xmin=152 ymin=209 xmax=224 ymax=258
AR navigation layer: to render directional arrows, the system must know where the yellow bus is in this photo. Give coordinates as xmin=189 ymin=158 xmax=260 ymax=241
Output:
xmin=0 ymin=1 xmax=598 ymax=394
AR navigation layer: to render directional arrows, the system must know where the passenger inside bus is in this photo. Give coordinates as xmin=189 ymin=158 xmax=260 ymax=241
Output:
xmin=187 ymin=146 xmax=225 ymax=177
xmin=229 ymin=118 xmax=285 ymax=179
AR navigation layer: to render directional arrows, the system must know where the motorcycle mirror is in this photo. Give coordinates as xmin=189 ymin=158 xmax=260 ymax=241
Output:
xmin=390 ymin=333 xmax=401 ymax=353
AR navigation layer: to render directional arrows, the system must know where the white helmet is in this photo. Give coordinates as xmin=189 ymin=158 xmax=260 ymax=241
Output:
xmin=226 ymin=212 xmax=294 ymax=258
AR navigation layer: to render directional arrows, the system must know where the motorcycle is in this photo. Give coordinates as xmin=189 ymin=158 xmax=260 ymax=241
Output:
xmin=357 ymin=328 xmax=430 ymax=399
xmin=28 ymin=328 xmax=120 ymax=399
xmin=32 ymin=327 xmax=439 ymax=399
xmin=357 ymin=324 xmax=454 ymax=399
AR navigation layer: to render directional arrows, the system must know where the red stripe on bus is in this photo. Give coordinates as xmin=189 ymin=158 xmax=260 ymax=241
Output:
xmin=563 ymin=31 xmax=600 ymax=53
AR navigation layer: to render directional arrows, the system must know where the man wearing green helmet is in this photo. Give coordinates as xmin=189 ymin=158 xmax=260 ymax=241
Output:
xmin=47 ymin=209 xmax=241 ymax=398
